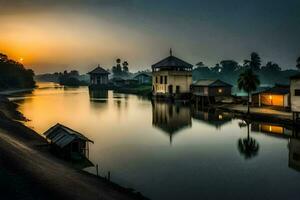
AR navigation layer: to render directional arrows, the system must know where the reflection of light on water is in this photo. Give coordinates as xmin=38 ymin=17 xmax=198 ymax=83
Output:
xmin=261 ymin=124 xmax=284 ymax=134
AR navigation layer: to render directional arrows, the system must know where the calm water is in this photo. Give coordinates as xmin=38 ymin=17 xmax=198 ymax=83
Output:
xmin=12 ymin=82 xmax=300 ymax=200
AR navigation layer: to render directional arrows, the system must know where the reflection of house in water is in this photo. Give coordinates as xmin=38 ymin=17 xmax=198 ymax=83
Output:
xmin=192 ymin=108 xmax=233 ymax=129
xmin=289 ymin=138 xmax=300 ymax=172
xmin=89 ymin=89 xmax=108 ymax=102
xmin=251 ymin=123 xmax=293 ymax=138
xmin=152 ymin=101 xmax=192 ymax=143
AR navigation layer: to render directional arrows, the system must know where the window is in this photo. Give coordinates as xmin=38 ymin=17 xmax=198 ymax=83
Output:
xmin=295 ymin=89 xmax=300 ymax=96
xmin=160 ymin=76 xmax=163 ymax=84
xmin=168 ymin=85 xmax=173 ymax=94
xmin=176 ymin=86 xmax=180 ymax=94
xmin=164 ymin=76 xmax=168 ymax=84
xmin=155 ymin=76 xmax=158 ymax=83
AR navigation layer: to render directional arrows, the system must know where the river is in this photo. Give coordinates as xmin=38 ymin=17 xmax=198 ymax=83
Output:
xmin=12 ymin=82 xmax=300 ymax=200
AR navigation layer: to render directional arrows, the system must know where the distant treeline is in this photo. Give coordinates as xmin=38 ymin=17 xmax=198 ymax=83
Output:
xmin=35 ymin=70 xmax=89 ymax=86
xmin=0 ymin=53 xmax=35 ymax=90
xmin=193 ymin=52 xmax=300 ymax=86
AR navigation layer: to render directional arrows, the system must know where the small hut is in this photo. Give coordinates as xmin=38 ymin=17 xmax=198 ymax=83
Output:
xmin=191 ymin=79 xmax=232 ymax=105
xmin=44 ymin=123 xmax=93 ymax=159
xmin=134 ymin=72 xmax=152 ymax=85
xmin=251 ymin=84 xmax=290 ymax=109
xmin=88 ymin=65 xmax=110 ymax=87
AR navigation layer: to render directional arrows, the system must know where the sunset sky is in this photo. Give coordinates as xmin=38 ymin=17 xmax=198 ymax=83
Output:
xmin=0 ymin=0 xmax=299 ymax=74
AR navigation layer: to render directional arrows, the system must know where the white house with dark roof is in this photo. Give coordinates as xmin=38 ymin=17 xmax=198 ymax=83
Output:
xmin=151 ymin=49 xmax=193 ymax=99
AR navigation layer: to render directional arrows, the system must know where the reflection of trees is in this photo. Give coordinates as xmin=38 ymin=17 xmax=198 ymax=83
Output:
xmin=238 ymin=121 xmax=259 ymax=159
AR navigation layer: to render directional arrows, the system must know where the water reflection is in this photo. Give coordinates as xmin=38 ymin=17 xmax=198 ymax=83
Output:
xmin=152 ymin=101 xmax=192 ymax=144
xmin=238 ymin=121 xmax=259 ymax=159
xmin=289 ymin=138 xmax=300 ymax=172
xmin=192 ymin=107 xmax=233 ymax=129
xmin=89 ymin=89 xmax=108 ymax=102
xmin=12 ymin=83 xmax=300 ymax=199
xmin=251 ymin=123 xmax=293 ymax=138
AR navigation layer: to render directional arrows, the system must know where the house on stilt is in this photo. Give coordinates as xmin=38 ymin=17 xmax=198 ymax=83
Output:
xmin=44 ymin=123 xmax=93 ymax=160
xmin=191 ymin=79 xmax=232 ymax=106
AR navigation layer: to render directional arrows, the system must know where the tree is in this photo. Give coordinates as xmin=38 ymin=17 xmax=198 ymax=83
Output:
xmin=262 ymin=61 xmax=281 ymax=71
xmin=297 ymin=56 xmax=300 ymax=70
xmin=237 ymin=69 xmax=260 ymax=114
xmin=211 ymin=63 xmax=221 ymax=73
xmin=220 ymin=60 xmax=238 ymax=74
xmin=122 ymin=61 xmax=129 ymax=73
xmin=196 ymin=62 xmax=205 ymax=68
xmin=112 ymin=66 xmax=117 ymax=74
xmin=116 ymin=58 xmax=122 ymax=74
xmin=244 ymin=52 xmax=261 ymax=71
xmin=238 ymin=120 xmax=259 ymax=159
xmin=0 ymin=53 xmax=35 ymax=90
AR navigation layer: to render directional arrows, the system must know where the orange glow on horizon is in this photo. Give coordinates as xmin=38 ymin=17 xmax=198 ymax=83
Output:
xmin=0 ymin=12 xmax=148 ymax=73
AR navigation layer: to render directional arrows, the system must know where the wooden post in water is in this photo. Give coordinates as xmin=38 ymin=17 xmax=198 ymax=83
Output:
xmin=96 ymin=164 xmax=99 ymax=176
xmin=108 ymin=171 xmax=111 ymax=182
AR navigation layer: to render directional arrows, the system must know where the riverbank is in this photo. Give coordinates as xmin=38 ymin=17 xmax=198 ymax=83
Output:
xmin=215 ymin=104 xmax=295 ymax=127
xmin=0 ymin=95 xmax=148 ymax=200
xmin=114 ymin=85 xmax=152 ymax=96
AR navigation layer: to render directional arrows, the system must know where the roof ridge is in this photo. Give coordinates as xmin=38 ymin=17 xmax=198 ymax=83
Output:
xmin=152 ymin=55 xmax=193 ymax=68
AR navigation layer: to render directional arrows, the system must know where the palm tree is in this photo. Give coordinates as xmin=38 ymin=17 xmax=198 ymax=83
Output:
xmin=122 ymin=61 xmax=129 ymax=72
xmin=237 ymin=69 xmax=260 ymax=114
xmin=244 ymin=52 xmax=261 ymax=71
xmin=116 ymin=58 xmax=122 ymax=73
xmin=297 ymin=56 xmax=300 ymax=70
xmin=238 ymin=121 xmax=259 ymax=159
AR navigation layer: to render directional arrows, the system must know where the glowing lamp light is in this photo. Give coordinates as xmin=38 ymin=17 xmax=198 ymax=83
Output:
xmin=218 ymin=115 xmax=223 ymax=120
xmin=269 ymin=95 xmax=273 ymax=100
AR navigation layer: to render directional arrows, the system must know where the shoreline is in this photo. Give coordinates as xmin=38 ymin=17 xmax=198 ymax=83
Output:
xmin=0 ymin=95 xmax=149 ymax=200
xmin=215 ymin=104 xmax=297 ymax=129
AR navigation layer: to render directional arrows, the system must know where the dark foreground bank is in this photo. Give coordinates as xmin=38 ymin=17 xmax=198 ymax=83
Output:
xmin=0 ymin=95 xmax=148 ymax=200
